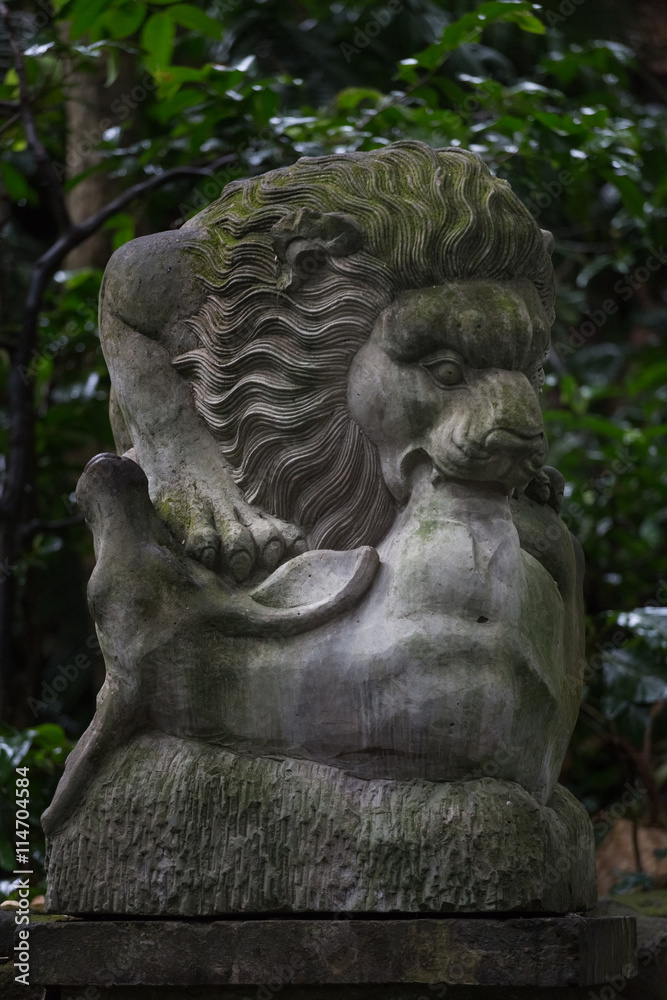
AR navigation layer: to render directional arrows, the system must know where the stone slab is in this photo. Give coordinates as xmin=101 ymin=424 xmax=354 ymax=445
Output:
xmin=33 ymin=988 xmax=644 ymax=1000
xmin=29 ymin=916 xmax=635 ymax=990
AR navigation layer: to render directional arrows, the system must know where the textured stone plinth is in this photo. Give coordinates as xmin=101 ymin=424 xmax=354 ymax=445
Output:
xmin=45 ymin=732 xmax=595 ymax=916
xmin=29 ymin=915 xmax=636 ymax=997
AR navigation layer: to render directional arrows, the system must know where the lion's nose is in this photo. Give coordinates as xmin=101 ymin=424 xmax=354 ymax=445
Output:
xmin=482 ymin=428 xmax=547 ymax=454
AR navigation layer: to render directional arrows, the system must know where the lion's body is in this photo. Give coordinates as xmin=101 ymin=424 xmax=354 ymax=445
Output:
xmin=140 ymin=475 xmax=580 ymax=804
xmin=44 ymin=141 xmax=595 ymax=916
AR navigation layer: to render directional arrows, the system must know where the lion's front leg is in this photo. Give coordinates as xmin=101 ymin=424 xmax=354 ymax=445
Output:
xmin=100 ymin=233 xmax=306 ymax=581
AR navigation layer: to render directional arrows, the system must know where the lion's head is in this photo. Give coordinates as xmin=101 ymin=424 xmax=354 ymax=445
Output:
xmin=173 ymin=141 xmax=555 ymax=550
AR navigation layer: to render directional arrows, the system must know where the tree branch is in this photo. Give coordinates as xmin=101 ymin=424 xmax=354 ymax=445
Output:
xmin=0 ymin=1 xmax=71 ymax=233
xmin=0 ymin=112 xmax=21 ymax=138
xmin=50 ymin=152 xmax=238 ymax=261
xmin=19 ymin=515 xmax=85 ymax=543
xmin=0 ymin=152 xmax=238 ymax=522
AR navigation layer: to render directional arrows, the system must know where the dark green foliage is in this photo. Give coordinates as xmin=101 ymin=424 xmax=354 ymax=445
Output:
xmin=1 ymin=0 xmax=666 ymax=896
xmin=0 ymin=723 xmax=73 ymax=895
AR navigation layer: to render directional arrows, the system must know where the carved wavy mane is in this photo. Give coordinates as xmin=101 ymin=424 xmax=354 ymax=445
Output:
xmin=173 ymin=141 xmax=555 ymax=550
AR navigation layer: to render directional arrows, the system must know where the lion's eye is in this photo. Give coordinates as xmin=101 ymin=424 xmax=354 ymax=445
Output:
xmin=423 ymin=358 xmax=464 ymax=387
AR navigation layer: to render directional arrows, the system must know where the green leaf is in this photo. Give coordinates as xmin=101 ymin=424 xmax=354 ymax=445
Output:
xmin=141 ymin=12 xmax=175 ymax=69
xmin=602 ymin=643 xmax=667 ymax=711
xmin=103 ymin=212 xmax=136 ymax=250
xmin=106 ymin=45 xmax=119 ymax=87
xmin=602 ymin=171 xmax=645 ymax=218
xmin=0 ymin=731 xmax=36 ymax=778
xmin=409 ymin=2 xmax=544 ymax=73
xmin=102 ymin=2 xmax=147 ymax=39
xmin=629 ymin=361 xmax=667 ymax=394
xmin=533 ymin=111 xmax=585 ymax=136
xmin=156 ymin=65 xmax=209 ymax=84
xmin=66 ymin=0 xmax=110 ymax=38
xmin=336 ymin=87 xmax=384 ymax=112
xmin=576 ymin=414 xmax=626 ymax=440
xmin=32 ymin=724 xmax=70 ymax=751
xmin=165 ymin=4 xmax=223 ymax=39
xmin=500 ymin=10 xmax=545 ymax=33
xmin=0 ymin=162 xmax=34 ymax=203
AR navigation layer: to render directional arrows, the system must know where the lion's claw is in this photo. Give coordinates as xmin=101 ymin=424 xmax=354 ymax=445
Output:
xmin=150 ymin=469 xmax=307 ymax=581
xmin=523 ymin=466 xmax=564 ymax=514
xmin=185 ymin=510 xmax=221 ymax=569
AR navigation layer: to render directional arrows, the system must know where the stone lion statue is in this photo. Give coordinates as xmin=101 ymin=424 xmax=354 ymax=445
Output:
xmin=44 ymin=141 xmax=596 ymax=916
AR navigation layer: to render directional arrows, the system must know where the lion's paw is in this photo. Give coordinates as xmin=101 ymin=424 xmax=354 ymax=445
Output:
xmin=523 ymin=466 xmax=564 ymax=514
xmin=155 ymin=485 xmax=306 ymax=583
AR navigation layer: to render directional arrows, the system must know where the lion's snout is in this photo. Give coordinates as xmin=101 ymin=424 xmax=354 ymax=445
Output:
xmin=431 ymin=417 xmax=547 ymax=489
xmin=482 ymin=426 xmax=546 ymax=456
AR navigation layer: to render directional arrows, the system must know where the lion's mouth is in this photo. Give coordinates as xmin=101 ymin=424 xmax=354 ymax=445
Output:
xmin=482 ymin=426 xmax=546 ymax=453
xmin=451 ymin=426 xmax=546 ymax=462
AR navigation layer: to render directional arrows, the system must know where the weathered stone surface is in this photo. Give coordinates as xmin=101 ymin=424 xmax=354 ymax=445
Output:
xmin=29 ymin=916 xmax=636 ymax=989
xmin=42 ymin=989 xmax=656 ymax=1000
xmin=44 ymin=141 xmax=595 ymax=915
xmin=0 ymin=960 xmax=45 ymax=1000
xmin=45 ymin=732 xmax=595 ymax=915
xmin=0 ymin=910 xmax=15 ymax=957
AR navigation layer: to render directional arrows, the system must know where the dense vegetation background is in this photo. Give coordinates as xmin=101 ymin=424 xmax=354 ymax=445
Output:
xmin=0 ymin=0 xmax=666 ymax=899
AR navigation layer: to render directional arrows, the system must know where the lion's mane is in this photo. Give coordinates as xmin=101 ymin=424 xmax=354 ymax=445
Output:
xmin=174 ymin=141 xmax=555 ymax=550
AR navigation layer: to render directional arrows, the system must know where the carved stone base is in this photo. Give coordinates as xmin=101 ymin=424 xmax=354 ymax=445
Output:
xmin=29 ymin=915 xmax=637 ymax=997
xmin=45 ymin=731 xmax=595 ymax=915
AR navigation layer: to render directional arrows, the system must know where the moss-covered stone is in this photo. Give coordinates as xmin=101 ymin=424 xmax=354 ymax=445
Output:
xmin=46 ymin=731 xmax=595 ymax=916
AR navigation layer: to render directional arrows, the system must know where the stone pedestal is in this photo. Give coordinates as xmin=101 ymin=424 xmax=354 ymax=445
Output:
xmin=28 ymin=915 xmax=636 ymax=1000
xmin=45 ymin=732 xmax=595 ymax=917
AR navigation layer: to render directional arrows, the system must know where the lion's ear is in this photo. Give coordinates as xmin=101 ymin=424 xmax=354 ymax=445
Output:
xmin=270 ymin=208 xmax=364 ymax=291
xmin=541 ymin=229 xmax=554 ymax=255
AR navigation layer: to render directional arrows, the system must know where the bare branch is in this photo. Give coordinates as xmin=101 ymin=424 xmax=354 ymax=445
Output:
xmin=19 ymin=515 xmax=85 ymax=543
xmin=0 ymin=111 xmax=20 ymax=138
xmin=58 ymin=152 xmax=238 ymax=255
xmin=0 ymin=1 xmax=71 ymax=233
xmin=0 ymin=151 xmax=238 ymax=522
